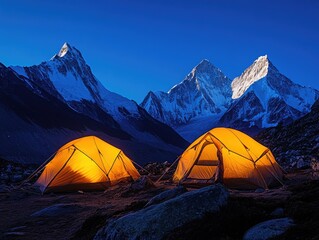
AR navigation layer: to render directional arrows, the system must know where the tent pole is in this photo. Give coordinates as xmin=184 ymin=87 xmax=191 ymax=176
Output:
xmin=17 ymin=150 xmax=58 ymax=188
xmin=44 ymin=148 xmax=76 ymax=192
xmin=131 ymin=160 xmax=152 ymax=176
xmin=254 ymin=165 xmax=269 ymax=190
xmin=262 ymin=155 xmax=285 ymax=186
xmin=156 ymin=156 xmax=181 ymax=183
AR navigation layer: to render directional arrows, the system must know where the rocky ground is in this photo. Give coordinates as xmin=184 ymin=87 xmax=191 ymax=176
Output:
xmin=1 ymin=157 xmax=319 ymax=240
xmin=0 ymin=158 xmax=36 ymax=185
xmin=166 ymin=171 xmax=319 ymax=240
xmin=257 ymin=99 xmax=319 ymax=170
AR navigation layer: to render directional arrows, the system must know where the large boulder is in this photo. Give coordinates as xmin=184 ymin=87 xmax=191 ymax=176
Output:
xmin=243 ymin=218 xmax=294 ymax=240
xmin=144 ymin=185 xmax=187 ymax=207
xmin=31 ymin=204 xmax=83 ymax=217
xmin=95 ymin=184 xmax=228 ymax=240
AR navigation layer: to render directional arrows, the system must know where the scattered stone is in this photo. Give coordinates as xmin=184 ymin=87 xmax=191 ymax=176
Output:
xmin=8 ymin=226 xmax=27 ymax=231
xmin=142 ymin=162 xmax=171 ymax=175
xmin=6 ymin=164 xmax=13 ymax=173
xmin=31 ymin=204 xmax=83 ymax=217
xmin=297 ymin=158 xmax=306 ymax=169
xmin=129 ymin=176 xmax=155 ymax=191
xmin=0 ymin=158 xmax=37 ymax=185
xmin=0 ymin=184 xmax=11 ymax=193
xmin=4 ymin=232 xmax=25 ymax=236
xmin=270 ymin=207 xmax=284 ymax=217
xmin=144 ymin=185 xmax=187 ymax=207
xmin=0 ymin=173 xmax=9 ymax=181
xmin=95 ymin=184 xmax=229 ymax=240
xmin=255 ymin=188 xmax=265 ymax=193
xmin=243 ymin=217 xmax=294 ymax=240
xmin=12 ymin=174 xmax=23 ymax=182
xmin=311 ymin=158 xmax=319 ymax=171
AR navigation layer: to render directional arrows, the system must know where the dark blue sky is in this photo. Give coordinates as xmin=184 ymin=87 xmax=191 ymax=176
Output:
xmin=0 ymin=0 xmax=318 ymax=102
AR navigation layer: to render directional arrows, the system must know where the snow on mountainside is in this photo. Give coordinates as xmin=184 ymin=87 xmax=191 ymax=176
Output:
xmin=11 ymin=43 xmax=139 ymax=117
xmin=141 ymin=59 xmax=232 ymax=127
xmin=232 ymin=55 xmax=269 ymax=99
xmin=220 ymin=55 xmax=319 ymax=128
xmin=0 ymin=62 xmax=130 ymax=163
xmin=141 ymin=55 xmax=318 ymax=141
xmin=3 ymin=43 xmax=188 ymax=164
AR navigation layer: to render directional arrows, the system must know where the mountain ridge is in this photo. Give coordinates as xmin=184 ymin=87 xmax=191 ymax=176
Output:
xmin=141 ymin=59 xmax=232 ymax=127
xmin=222 ymin=55 xmax=319 ymax=129
xmin=142 ymin=55 xmax=319 ymax=141
xmin=1 ymin=43 xmax=188 ymax=164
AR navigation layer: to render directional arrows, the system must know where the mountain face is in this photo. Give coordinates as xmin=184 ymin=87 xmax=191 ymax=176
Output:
xmin=257 ymin=99 xmax=319 ymax=169
xmin=11 ymin=43 xmax=138 ymax=120
xmin=141 ymin=59 xmax=232 ymax=126
xmin=1 ymin=43 xmax=188 ymax=164
xmin=0 ymin=62 xmax=131 ymax=164
xmin=141 ymin=55 xmax=318 ymax=141
xmin=220 ymin=55 xmax=319 ymax=129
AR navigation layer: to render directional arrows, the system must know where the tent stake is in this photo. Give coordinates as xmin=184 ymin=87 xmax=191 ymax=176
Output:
xmin=156 ymin=156 xmax=180 ymax=183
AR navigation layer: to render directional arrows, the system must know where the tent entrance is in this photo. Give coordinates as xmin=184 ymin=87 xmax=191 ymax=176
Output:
xmin=184 ymin=143 xmax=220 ymax=185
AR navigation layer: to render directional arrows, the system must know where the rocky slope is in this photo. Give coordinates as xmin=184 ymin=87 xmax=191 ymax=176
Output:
xmin=257 ymin=99 xmax=319 ymax=169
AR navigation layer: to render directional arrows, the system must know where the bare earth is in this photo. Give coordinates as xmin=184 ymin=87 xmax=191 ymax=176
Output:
xmin=1 ymin=170 xmax=318 ymax=240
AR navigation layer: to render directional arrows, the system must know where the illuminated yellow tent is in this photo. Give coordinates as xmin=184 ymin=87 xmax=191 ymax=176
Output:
xmin=35 ymin=136 xmax=140 ymax=193
xmin=173 ymin=128 xmax=283 ymax=189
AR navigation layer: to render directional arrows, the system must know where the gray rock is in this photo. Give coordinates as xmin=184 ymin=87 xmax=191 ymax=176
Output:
xmin=8 ymin=226 xmax=26 ymax=231
xmin=95 ymin=184 xmax=228 ymax=240
xmin=31 ymin=204 xmax=83 ymax=217
xmin=311 ymin=158 xmax=319 ymax=171
xmin=4 ymin=232 xmax=25 ymax=236
xmin=129 ymin=176 xmax=155 ymax=191
xmin=270 ymin=208 xmax=284 ymax=217
xmin=144 ymin=185 xmax=187 ymax=207
xmin=243 ymin=217 xmax=294 ymax=240
xmin=11 ymin=174 xmax=23 ymax=182
xmin=0 ymin=184 xmax=10 ymax=193
xmin=296 ymin=158 xmax=306 ymax=169
xmin=6 ymin=164 xmax=12 ymax=173
xmin=0 ymin=173 xmax=9 ymax=181
xmin=255 ymin=188 xmax=265 ymax=193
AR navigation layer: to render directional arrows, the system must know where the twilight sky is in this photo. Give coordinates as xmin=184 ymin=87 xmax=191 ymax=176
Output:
xmin=0 ymin=0 xmax=318 ymax=102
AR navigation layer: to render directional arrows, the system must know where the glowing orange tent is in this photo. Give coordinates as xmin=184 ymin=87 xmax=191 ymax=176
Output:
xmin=173 ymin=128 xmax=283 ymax=189
xmin=35 ymin=136 xmax=140 ymax=193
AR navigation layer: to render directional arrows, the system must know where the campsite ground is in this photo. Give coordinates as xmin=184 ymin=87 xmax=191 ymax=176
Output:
xmin=1 ymin=169 xmax=319 ymax=240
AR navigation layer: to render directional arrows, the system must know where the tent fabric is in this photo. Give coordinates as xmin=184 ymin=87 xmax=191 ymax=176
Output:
xmin=35 ymin=136 xmax=140 ymax=193
xmin=173 ymin=128 xmax=283 ymax=189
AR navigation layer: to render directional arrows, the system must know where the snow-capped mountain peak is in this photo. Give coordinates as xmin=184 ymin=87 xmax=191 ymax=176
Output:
xmin=142 ymin=55 xmax=318 ymax=140
xmin=57 ymin=42 xmax=70 ymax=57
xmin=231 ymin=55 xmax=275 ymax=99
xmin=221 ymin=55 xmax=319 ymax=129
xmin=190 ymin=59 xmax=223 ymax=79
xmin=192 ymin=59 xmax=212 ymax=73
xmin=169 ymin=59 xmax=230 ymax=94
xmin=141 ymin=59 xmax=232 ymax=131
xmin=1 ymin=45 xmax=189 ymax=165
xmin=51 ymin=42 xmax=84 ymax=61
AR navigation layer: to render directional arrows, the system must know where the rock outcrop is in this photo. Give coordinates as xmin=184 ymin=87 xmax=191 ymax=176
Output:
xmin=95 ymin=184 xmax=228 ymax=240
